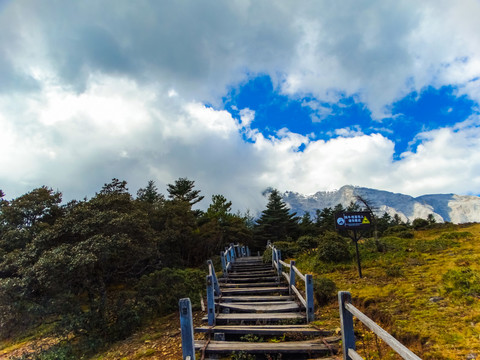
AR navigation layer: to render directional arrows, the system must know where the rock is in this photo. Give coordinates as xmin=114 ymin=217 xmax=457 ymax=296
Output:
xmin=466 ymin=353 xmax=477 ymax=359
xmin=429 ymin=296 xmax=444 ymax=303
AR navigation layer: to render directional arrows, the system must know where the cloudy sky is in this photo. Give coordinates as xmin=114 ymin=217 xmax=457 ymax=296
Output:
xmin=1 ymin=0 xmax=480 ymax=212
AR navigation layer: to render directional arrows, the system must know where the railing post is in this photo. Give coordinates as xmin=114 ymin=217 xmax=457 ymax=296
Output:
xmin=179 ymin=298 xmax=196 ymax=360
xmin=339 ymin=291 xmax=355 ymax=360
xmin=277 ymin=250 xmax=282 ymax=278
xmin=206 ymin=275 xmax=215 ymax=326
xmin=230 ymin=244 xmax=236 ymax=263
xmin=220 ymin=252 xmax=227 ymax=277
xmin=289 ymin=260 xmax=296 ymax=295
xmin=207 ymin=260 xmax=221 ymax=296
xmin=246 ymin=246 xmax=250 ymax=257
xmin=226 ymin=248 xmax=231 ymax=264
xmin=271 ymin=246 xmax=275 ymax=267
xmin=305 ymin=274 xmax=314 ymax=322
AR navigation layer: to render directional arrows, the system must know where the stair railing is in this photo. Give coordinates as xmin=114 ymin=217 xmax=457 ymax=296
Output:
xmin=267 ymin=242 xmax=315 ymax=322
xmin=338 ymin=291 xmax=422 ymax=360
xmin=220 ymin=243 xmax=250 ymax=277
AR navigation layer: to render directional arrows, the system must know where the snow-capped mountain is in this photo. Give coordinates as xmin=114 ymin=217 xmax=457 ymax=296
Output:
xmin=282 ymin=185 xmax=480 ymax=224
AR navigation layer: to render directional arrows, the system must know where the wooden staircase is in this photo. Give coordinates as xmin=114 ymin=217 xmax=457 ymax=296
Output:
xmin=195 ymin=256 xmax=340 ymax=359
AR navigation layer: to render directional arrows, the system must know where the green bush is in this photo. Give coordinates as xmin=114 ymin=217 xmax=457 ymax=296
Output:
xmin=313 ymin=277 xmax=337 ymax=305
xmin=396 ymin=230 xmax=414 ymax=239
xmin=443 ymin=268 xmax=480 ymax=301
xmin=262 ymin=247 xmax=272 ymax=264
xmin=412 ymin=218 xmax=429 ymax=230
xmin=272 ymin=241 xmax=300 ymax=258
xmin=317 ymin=232 xmax=352 ymax=263
xmin=136 ymin=267 xmax=204 ymax=315
xmin=384 ymin=225 xmax=411 ymax=236
xmin=296 ymin=235 xmax=318 ymax=252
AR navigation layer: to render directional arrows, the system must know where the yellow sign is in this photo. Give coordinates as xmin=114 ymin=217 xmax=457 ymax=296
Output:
xmin=362 ymin=216 xmax=370 ymax=224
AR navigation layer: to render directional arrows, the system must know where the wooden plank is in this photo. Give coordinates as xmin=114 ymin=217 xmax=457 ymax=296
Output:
xmin=222 ymin=301 xmax=298 ymax=306
xmin=219 ymin=302 xmax=300 ymax=313
xmin=291 ymin=285 xmax=307 ymax=308
xmin=218 ymin=276 xmax=278 ymax=283
xmin=349 ymin=348 xmax=365 ymax=360
xmin=206 ymin=312 xmax=305 ymax=322
xmin=292 ymin=265 xmax=306 ymax=282
xmin=221 ymin=282 xmax=282 ymax=288
xmin=219 ymin=286 xmax=289 ymax=295
xmin=194 ymin=340 xmax=336 ymax=354
xmin=195 ymin=325 xmax=331 ymax=336
xmin=219 ymin=295 xmax=294 ymax=302
xmin=227 ymin=272 xmax=276 ymax=278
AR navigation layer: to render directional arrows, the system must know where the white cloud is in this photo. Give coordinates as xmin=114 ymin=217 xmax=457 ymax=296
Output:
xmin=1 ymin=0 xmax=480 ymax=212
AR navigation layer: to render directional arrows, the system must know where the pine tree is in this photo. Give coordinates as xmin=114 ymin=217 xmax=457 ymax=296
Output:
xmin=167 ymin=177 xmax=204 ymax=206
xmin=254 ymin=189 xmax=298 ymax=247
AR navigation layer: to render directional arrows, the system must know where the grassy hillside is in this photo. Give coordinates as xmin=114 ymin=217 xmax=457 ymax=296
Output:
xmin=3 ymin=224 xmax=480 ymax=359
xmin=297 ymin=223 xmax=480 ymax=360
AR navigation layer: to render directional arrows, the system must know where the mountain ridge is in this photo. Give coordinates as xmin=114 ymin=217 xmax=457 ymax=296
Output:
xmin=282 ymin=185 xmax=480 ymax=224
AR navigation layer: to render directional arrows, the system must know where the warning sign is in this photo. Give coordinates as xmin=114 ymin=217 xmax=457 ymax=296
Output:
xmin=335 ymin=211 xmax=372 ymax=230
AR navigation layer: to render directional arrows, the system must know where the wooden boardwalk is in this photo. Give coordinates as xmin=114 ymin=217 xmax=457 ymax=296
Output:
xmin=196 ymin=256 xmax=340 ymax=359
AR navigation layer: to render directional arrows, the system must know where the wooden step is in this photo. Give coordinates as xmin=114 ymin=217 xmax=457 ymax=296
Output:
xmin=227 ymin=271 xmax=276 ymax=277
xmin=219 ymin=276 xmax=278 ymax=283
xmin=219 ymin=287 xmax=289 ymax=295
xmin=219 ymin=302 xmax=300 ymax=313
xmin=230 ymin=269 xmax=274 ymax=274
xmin=219 ymin=295 xmax=294 ymax=302
xmin=194 ymin=339 xmax=338 ymax=355
xmin=195 ymin=324 xmax=331 ymax=336
xmin=221 ymin=282 xmax=282 ymax=288
xmin=203 ymin=312 xmax=305 ymax=323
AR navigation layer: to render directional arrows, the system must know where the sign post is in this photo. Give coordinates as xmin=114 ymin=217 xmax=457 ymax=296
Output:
xmin=335 ymin=211 xmax=372 ymax=278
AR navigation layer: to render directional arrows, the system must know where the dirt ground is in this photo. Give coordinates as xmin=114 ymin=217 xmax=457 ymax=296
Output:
xmin=0 ymin=311 xmax=203 ymax=360
xmin=90 ymin=311 xmax=204 ymax=360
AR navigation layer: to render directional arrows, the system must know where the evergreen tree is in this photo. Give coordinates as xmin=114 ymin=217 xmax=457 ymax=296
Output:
xmin=299 ymin=211 xmax=317 ymax=236
xmin=167 ymin=177 xmax=204 ymax=206
xmin=254 ymin=189 xmax=298 ymax=247
xmin=136 ymin=180 xmax=164 ymax=205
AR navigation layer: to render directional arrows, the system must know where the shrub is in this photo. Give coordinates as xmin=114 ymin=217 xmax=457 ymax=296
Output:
xmin=313 ymin=277 xmax=337 ymax=305
xmin=443 ymin=268 xmax=480 ymax=301
xmin=296 ymin=236 xmax=318 ymax=252
xmin=272 ymin=241 xmax=300 ymax=258
xmin=412 ymin=218 xmax=429 ymax=230
xmin=317 ymin=232 xmax=352 ymax=263
xmin=136 ymin=267 xmax=204 ymax=315
xmin=384 ymin=225 xmax=411 ymax=236
xmin=262 ymin=247 xmax=272 ymax=264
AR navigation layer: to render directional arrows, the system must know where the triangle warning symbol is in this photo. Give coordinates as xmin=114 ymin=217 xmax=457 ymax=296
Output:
xmin=362 ymin=216 xmax=370 ymax=224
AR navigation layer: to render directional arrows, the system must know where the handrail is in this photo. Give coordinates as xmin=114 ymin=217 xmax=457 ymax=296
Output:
xmin=219 ymin=243 xmax=250 ymax=277
xmin=279 ymin=259 xmax=289 ymax=267
xmin=292 ymin=265 xmax=306 ymax=282
xmin=180 ymin=242 xmax=250 ymax=359
xmin=267 ymin=242 xmax=314 ymax=322
xmin=339 ymin=291 xmax=422 ymax=360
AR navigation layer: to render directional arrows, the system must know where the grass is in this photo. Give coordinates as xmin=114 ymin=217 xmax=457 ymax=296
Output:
xmin=297 ymin=223 xmax=480 ymax=360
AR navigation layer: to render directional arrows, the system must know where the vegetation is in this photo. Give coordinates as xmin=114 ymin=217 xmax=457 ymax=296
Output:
xmin=0 ymin=178 xmax=253 ymax=358
xmin=2 ymin=181 xmax=479 ymax=359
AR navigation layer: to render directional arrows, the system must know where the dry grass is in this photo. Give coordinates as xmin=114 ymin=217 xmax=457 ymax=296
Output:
xmin=305 ymin=223 xmax=480 ymax=359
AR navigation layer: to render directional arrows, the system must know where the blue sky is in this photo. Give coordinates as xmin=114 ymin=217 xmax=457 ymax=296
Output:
xmin=223 ymin=75 xmax=477 ymax=157
xmin=1 ymin=0 xmax=480 ymax=212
